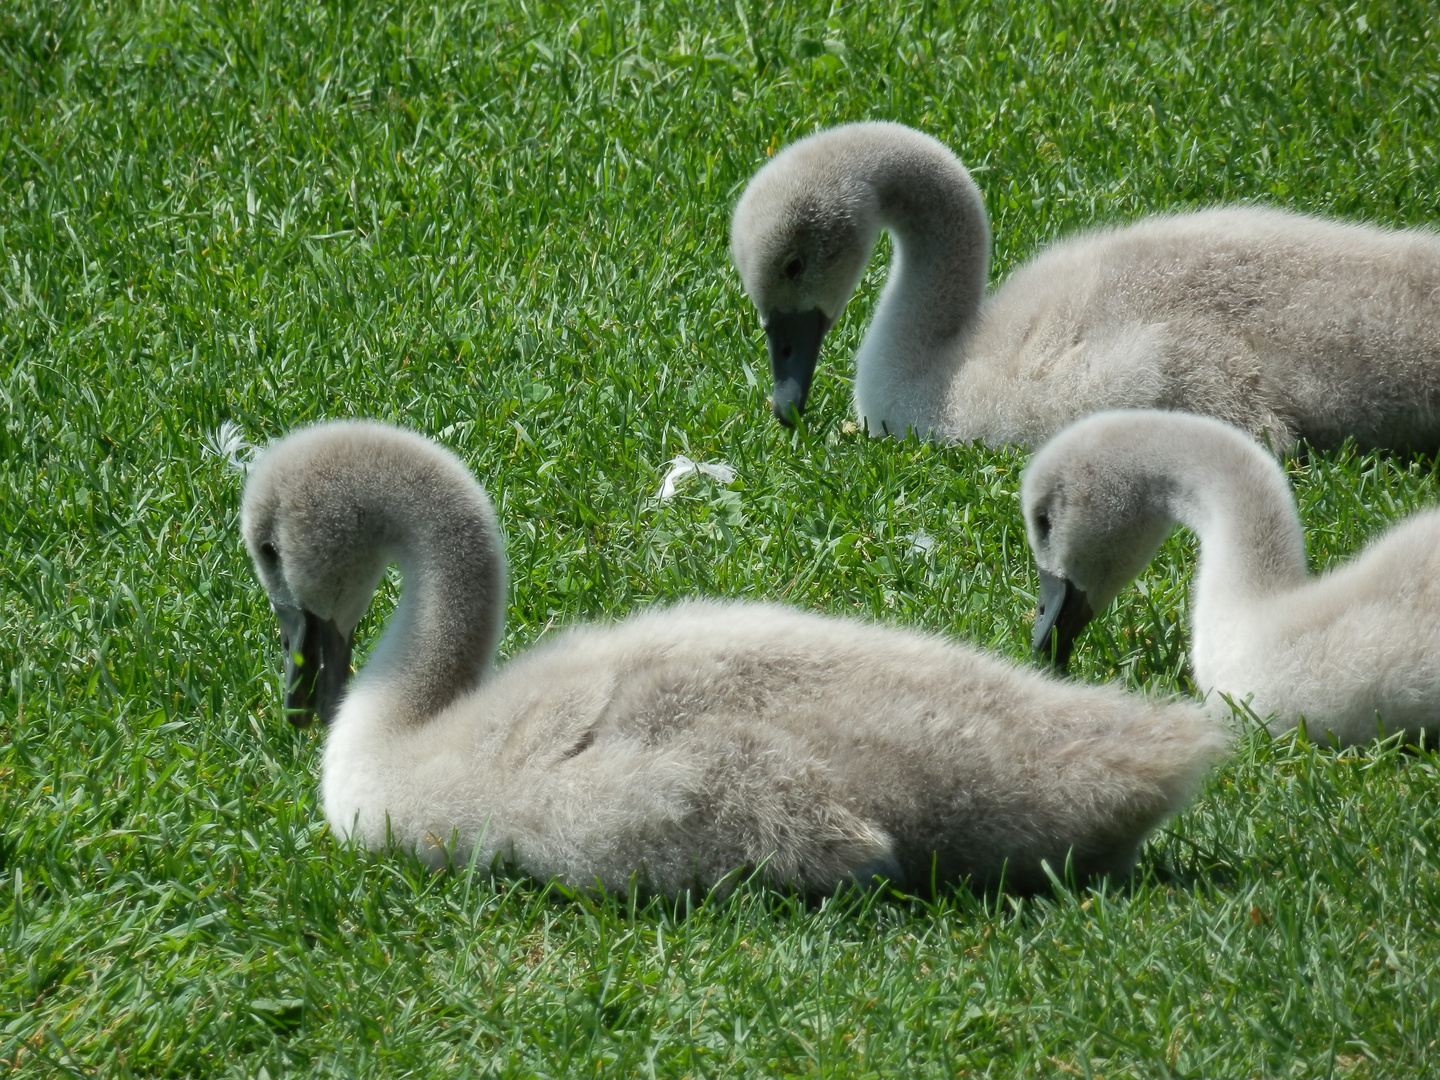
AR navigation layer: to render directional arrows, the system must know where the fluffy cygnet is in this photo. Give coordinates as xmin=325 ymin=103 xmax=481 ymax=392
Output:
xmin=731 ymin=121 xmax=1440 ymax=449
xmin=1024 ymin=409 xmax=1440 ymax=746
xmin=241 ymin=419 xmax=1226 ymax=896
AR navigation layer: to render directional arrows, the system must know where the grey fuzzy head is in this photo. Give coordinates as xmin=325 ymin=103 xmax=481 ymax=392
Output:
xmin=242 ymin=421 xmax=415 ymax=633
xmin=730 ymin=156 xmax=878 ymax=323
xmin=1022 ymin=412 xmax=1188 ymax=662
xmin=730 ymin=122 xmax=989 ymax=428
xmin=241 ymin=420 xmax=505 ymax=726
xmin=730 ymin=126 xmax=900 ymax=423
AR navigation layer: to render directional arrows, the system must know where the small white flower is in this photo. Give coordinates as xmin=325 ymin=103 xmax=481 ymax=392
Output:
xmin=202 ymin=419 xmax=256 ymax=474
xmin=656 ymin=455 xmax=738 ymax=500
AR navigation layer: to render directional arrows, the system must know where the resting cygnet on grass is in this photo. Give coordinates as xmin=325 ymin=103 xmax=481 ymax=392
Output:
xmin=1023 ymin=409 xmax=1440 ymax=746
xmin=731 ymin=121 xmax=1440 ymax=449
xmin=240 ymin=420 xmax=1226 ymax=897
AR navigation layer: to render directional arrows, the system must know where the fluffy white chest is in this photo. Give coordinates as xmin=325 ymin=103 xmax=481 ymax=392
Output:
xmin=320 ymin=687 xmax=410 ymax=843
xmin=1190 ymin=605 xmax=1283 ymax=719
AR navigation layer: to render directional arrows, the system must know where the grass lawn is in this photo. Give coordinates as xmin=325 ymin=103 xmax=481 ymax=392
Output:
xmin=4 ymin=0 xmax=1440 ymax=1074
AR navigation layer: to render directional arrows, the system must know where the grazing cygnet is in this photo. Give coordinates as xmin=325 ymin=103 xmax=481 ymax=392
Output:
xmin=1023 ymin=409 xmax=1440 ymax=746
xmin=240 ymin=420 xmax=1225 ymax=897
xmin=731 ymin=121 xmax=1440 ymax=449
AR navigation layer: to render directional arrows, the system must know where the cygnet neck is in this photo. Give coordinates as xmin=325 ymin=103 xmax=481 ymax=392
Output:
xmin=1165 ymin=432 xmax=1308 ymax=608
xmin=852 ymin=136 xmax=990 ymax=437
xmin=352 ymin=478 xmax=506 ymax=728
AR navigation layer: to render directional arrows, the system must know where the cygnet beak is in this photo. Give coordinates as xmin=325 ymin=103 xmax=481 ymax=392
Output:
xmin=1031 ymin=571 xmax=1095 ymax=671
xmin=273 ymin=602 xmax=353 ymax=728
xmin=764 ymin=308 xmax=830 ymax=426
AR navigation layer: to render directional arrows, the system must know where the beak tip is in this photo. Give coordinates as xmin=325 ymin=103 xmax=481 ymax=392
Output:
xmin=274 ymin=606 xmax=352 ymax=731
xmin=764 ymin=309 xmax=827 ymax=427
xmin=1032 ymin=572 xmax=1091 ymax=671
xmin=771 ymin=379 xmax=806 ymax=427
xmin=1034 ymin=637 xmax=1073 ymax=671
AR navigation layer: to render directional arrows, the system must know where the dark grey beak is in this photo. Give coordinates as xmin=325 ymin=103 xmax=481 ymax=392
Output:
xmin=274 ymin=603 xmax=353 ymax=728
xmin=764 ymin=308 xmax=830 ymax=426
xmin=1031 ymin=571 xmax=1095 ymax=671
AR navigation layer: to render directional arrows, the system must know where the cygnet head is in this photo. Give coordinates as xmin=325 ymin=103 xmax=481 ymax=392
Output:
xmin=1022 ymin=411 xmax=1186 ymax=668
xmin=730 ymin=125 xmax=886 ymax=424
xmin=241 ymin=420 xmax=494 ymax=727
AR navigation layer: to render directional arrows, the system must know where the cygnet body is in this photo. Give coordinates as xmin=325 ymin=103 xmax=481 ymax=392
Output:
xmin=731 ymin=121 xmax=1440 ymax=449
xmin=1023 ymin=409 xmax=1440 ymax=745
xmin=241 ymin=420 xmax=1225 ymax=896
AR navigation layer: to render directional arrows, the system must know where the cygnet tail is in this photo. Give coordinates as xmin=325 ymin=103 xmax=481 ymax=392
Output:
xmin=756 ymin=804 xmax=901 ymax=896
xmin=1051 ymin=702 xmax=1231 ymax=884
xmin=1125 ymin=705 xmax=1231 ymax=814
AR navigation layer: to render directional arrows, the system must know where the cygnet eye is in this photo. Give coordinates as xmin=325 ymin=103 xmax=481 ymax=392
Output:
xmin=783 ymin=256 xmax=805 ymax=280
xmin=1034 ymin=512 xmax=1051 ymax=542
xmin=260 ymin=541 xmax=280 ymax=566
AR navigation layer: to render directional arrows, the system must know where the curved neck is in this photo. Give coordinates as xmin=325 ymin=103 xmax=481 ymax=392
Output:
xmin=354 ymin=482 xmax=507 ymax=727
xmin=1166 ymin=435 xmax=1308 ymax=609
xmin=853 ymin=140 xmax=990 ymax=437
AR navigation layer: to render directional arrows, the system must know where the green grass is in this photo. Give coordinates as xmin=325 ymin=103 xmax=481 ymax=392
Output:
xmin=4 ymin=0 xmax=1440 ymax=1074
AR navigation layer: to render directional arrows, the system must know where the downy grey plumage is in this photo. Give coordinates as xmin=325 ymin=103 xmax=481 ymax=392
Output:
xmin=1024 ymin=409 xmax=1440 ymax=746
xmin=731 ymin=121 xmax=1440 ymax=449
xmin=242 ymin=420 xmax=1226 ymax=896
